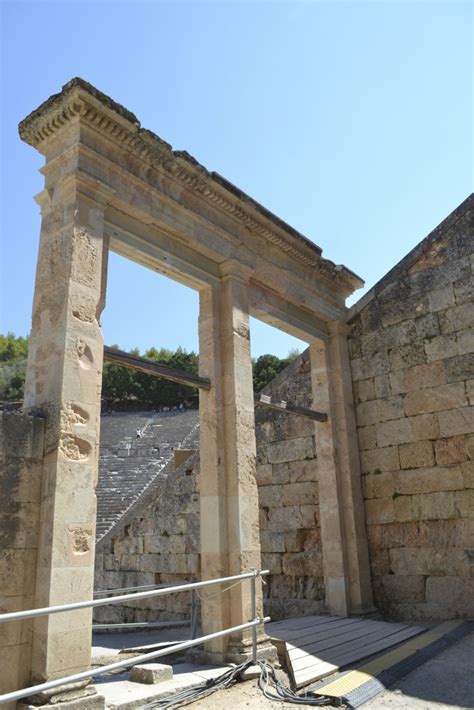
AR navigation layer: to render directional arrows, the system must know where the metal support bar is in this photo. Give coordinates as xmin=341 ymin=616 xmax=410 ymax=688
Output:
xmin=0 ymin=617 xmax=271 ymax=705
xmin=104 ymin=346 xmax=211 ymax=390
xmin=104 ymin=347 xmax=327 ymax=421
xmin=256 ymin=393 xmax=328 ymax=422
xmin=250 ymin=568 xmax=257 ymax=663
xmin=191 ymin=589 xmax=199 ymax=640
xmin=94 ymin=583 xmax=169 ymax=597
xmin=0 ymin=570 xmax=269 ymax=623
xmin=92 ymin=620 xmax=189 ymax=630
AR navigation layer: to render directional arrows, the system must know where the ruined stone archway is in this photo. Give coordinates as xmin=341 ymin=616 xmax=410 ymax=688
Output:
xmin=16 ymin=78 xmax=373 ymax=685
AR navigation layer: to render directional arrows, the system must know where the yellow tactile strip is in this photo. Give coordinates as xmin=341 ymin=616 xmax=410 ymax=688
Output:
xmin=313 ymin=620 xmax=463 ymax=698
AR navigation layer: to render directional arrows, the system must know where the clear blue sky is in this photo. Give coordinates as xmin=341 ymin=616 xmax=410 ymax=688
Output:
xmin=1 ymin=0 xmax=472 ymax=358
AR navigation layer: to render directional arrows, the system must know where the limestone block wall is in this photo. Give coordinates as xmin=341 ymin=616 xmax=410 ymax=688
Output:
xmin=0 ymin=411 xmax=44 ymax=700
xmin=94 ymin=351 xmax=325 ymax=623
xmin=348 ymin=196 xmax=474 ymax=620
xmin=94 ymin=454 xmax=200 ymax=625
xmin=255 ymin=350 xmax=326 ymax=620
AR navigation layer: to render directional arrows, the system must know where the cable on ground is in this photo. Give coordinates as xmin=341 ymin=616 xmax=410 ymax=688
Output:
xmin=142 ymin=659 xmax=332 ymax=708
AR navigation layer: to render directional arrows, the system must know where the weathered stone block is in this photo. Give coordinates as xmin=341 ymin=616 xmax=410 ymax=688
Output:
xmin=434 ymin=435 xmax=468 ymax=465
xmin=425 ymin=576 xmax=465 ymax=608
xmin=457 ymin=328 xmax=474 ymax=356
xmin=282 ymin=550 xmax=323 ymax=577
xmin=411 ymin=491 xmax=457 ymax=520
xmin=427 ymin=285 xmax=455 ymax=311
xmin=380 ymin=292 xmax=429 ymax=328
xmin=439 ymin=302 xmax=474 ymax=334
xmin=358 ymin=425 xmax=377 ymax=450
xmin=354 ymin=378 xmax=375 ymax=403
xmin=438 ymin=407 xmax=474 ymax=437
xmin=266 ymin=437 xmax=315 ymax=464
xmin=467 ymin=380 xmax=474 ymax=406
xmin=364 ymin=498 xmax=395 ymax=525
xmin=461 ymin=461 xmax=474 ymax=488
xmin=360 ymin=446 xmax=400 ymax=474
xmin=261 ymin=553 xmax=282 ymax=574
xmin=389 ymin=547 xmax=468 ymax=576
xmin=282 ymin=482 xmax=319 ymax=506
xmin=394 ymin=465 xmax=464 ymax=495
xmin=284 ymin=529 xmax=308 ymax=552
xmin=368 ymin=519 xmax=474 ymax=550
xmin=445 ymin=353 xmax=474 ymax=383
xmin=258 ymin=485 xmax=283 ymax=508
xmin=454 ymin=270 xmax=474 ymax=303
xmin=130 ymin=663 xmax=173 ymax=684
xmin=368 ymin=549 xmax=391 ymax=575
xmin=374 ymin=375 xmax=391 ymax=398
xmin=267 ymin=505 xmax=317 ymax=531
xmin=393 ymin=494 xmax=415 ymax=522
xmin=255 ymin=464 xmax=273 ymax=486
xmin=376 ymin=413 xmax=439 ymax=447
xmin=377 ymin=574 xmax=426 ymax=603
xmin=403 ymin=383 xmax=466 ymax=416
xmin=287 ymin=460 xmax=318 ymax=483
xmin=260 ymin=531 xmax=286 ymax=553
xmin=390 ymin=361 xmax=446 ymax=394
xmin=271 ymin=463 xmax=290 ymax=484
xmin=424 ymin=334 xmax=458 ymax=362
xmin=356 ymin=397 xmax=404 ymax=426
xmin=399 ymin=441 xmax=434 ymax=469
xmin=455 ymin=489 xmax=474 ymax=517
xmin=389 ymin=343 xmax=426 ymax=372
xmin=364 ymin=472 xmax=394 ymax=499
xmin=350 ymin=352 xmax=390 ymax=382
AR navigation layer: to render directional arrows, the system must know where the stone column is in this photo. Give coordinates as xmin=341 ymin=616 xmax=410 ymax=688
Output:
xmin=326 ymin=321 xmax=374 ymax=613
xmin=310 ymin=323 xmax=374 ymax=616
xmin=23 ymin=171 xmax=111 ymax=688
xmin=198 ymin=263 xmax=270 ymax=662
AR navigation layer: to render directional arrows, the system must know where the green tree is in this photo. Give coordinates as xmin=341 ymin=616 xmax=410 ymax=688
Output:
xmin=0 ymin=332 xmax=28 ymax=362
xmin=253 ymin=353 xmax=290 ymax=392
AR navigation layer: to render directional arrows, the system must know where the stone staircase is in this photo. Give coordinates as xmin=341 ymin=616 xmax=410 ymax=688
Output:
xmin=97 ymin=409 xmax=200 ymax=541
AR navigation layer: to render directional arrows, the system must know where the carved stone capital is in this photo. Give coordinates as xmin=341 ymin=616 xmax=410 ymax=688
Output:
xmin=219 ymin=259 xmax=253 ymax=283
xmin=328 ymin=320 xmax=351 ymax=338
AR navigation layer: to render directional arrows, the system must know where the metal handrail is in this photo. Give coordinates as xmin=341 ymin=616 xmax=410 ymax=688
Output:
xmin=94 ymin=582 xmax=170 ymax=597
xmin=0 ymin=569 xmax=268 ymax=623
xmin=0 ymin=569 xmax=270 ymax=705
xmin=0 ymin=617 xmax=271 ymax=705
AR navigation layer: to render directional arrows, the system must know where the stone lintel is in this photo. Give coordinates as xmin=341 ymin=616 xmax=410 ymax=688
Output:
xmin=19 ymin=77 xmax=363 ymax=297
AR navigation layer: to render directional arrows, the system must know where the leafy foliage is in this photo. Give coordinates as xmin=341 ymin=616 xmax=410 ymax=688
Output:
xmin=0 ymin=333 xmax=299 ymax=407
xmin=252 ymin=351 xmax=298 ymax=392
xmin=0 ymin=333 xmax=28 ymax=362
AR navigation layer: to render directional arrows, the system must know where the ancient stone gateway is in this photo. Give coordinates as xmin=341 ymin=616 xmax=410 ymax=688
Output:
xmin=16 ymin=78 xmax=373 ymax=689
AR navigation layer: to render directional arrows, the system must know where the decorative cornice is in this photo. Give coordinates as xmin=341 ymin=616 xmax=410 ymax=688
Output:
xmin=19 ymin=78 xmax=364 ymax=296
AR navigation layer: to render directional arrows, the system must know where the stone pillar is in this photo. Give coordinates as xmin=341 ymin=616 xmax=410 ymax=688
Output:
xmin=198 ymin=263 xmax=269 ymax=662
xmin=23 ymin=171 xmax=111 ymax=688
xmin=310 ymin=323 xmax=374 ymax=616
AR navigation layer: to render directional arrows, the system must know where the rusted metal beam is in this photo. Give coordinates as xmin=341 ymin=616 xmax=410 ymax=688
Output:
xmin=103 ymin=347 xmax=327 ymax=421
xmin=103 ymin=346 xmax=211 ymax=390
xmin=255 ymin=394 xmax=328 ymax=422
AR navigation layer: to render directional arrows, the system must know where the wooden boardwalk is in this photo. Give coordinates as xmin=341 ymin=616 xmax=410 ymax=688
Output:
xmin=266 ymin=614 xmax=425 ymax=688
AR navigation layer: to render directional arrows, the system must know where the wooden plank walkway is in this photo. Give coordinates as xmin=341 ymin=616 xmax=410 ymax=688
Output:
xmin=266 ymin=614 xmax=425 ymax=689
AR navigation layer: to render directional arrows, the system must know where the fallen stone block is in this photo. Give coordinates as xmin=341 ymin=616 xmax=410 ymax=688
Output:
xmin=129 ymin=663 xmax=173 ymax=684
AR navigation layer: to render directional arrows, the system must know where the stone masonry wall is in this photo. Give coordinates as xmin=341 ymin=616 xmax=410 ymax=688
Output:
xmin=348 ymin=195 xmax=474 ymax=620
xmin=255 ymin=350 xmax=326 ymax=620
xmin=94 ymin=453 xmax=200 ymax=625
xmin=94 ymin=352 xmax=325 ymax=623
xmin=93 ymin=197 xmax=473 ymax=625
xmin=0 ymin=411 xmax=44 ymax=702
